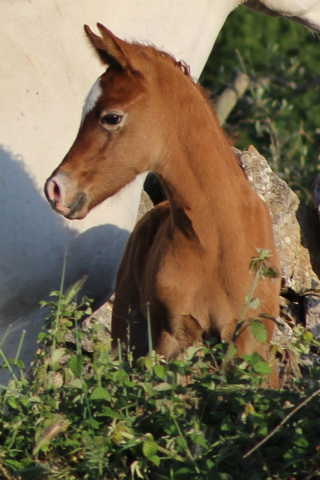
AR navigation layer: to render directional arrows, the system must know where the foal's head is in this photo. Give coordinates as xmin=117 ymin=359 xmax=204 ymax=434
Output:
xmin=45 ymin=24 xmax=193 ymax=219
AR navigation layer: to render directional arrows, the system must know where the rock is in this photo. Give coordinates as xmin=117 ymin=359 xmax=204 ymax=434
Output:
xmin=273 ymin=312 xmax=295 ymax=345
xmin=238 ymin=146 xmax=320 ymax=368
xmin=238 ymin=145 xmax=320 ymax=295
xmin=304 ymin=295 xmax=320 ymax=339
xmin=64 ymin=296 xmax=113 ymax=353
xmin=86 ymin=297 xmax=113 ymax=333
xmin=137 ymin=190 xmax=155 ymax=221
xmin=279 ymin=296 xmax=301 ymax=328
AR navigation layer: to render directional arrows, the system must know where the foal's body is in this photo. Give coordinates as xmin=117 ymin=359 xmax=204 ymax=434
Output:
xmin=113 ymin=114 xmax=279 ymax=361
xmin=45 ymin=25 xmax=281 ymax=386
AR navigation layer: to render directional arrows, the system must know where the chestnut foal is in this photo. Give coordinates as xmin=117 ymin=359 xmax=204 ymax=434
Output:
xmin=45 ymin=25 xmax=281 ymax=387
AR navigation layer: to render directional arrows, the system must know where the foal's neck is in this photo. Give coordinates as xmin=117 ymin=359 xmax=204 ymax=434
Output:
xmin=154 ymin=97 xmax=245 ymax=242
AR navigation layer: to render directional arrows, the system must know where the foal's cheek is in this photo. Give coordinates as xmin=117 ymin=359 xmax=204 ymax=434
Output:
xmin=139 ymin=131 xmax=165 ymax=169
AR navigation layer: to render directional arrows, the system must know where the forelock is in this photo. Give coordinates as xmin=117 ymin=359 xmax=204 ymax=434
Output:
xmin=81 ymin=77 xmax=102 ymax=123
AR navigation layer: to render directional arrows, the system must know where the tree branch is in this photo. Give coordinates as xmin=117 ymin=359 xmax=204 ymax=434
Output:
xmin=215 ymin=73 xmax=250 ymax=125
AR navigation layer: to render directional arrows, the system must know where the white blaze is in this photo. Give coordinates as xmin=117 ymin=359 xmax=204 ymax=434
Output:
xmin=81 ymin=77 xmax=102 ymax=123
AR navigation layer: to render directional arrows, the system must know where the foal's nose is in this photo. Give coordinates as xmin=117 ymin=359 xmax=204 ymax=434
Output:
xmin=45 ymin=176 xmax=71 ymax=216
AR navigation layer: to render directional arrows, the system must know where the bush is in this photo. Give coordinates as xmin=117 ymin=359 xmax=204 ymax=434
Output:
xmin=0 ymin=278 xmax=320 ymax=480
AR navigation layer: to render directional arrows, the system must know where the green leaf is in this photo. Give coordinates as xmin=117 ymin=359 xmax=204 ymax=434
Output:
xmin=50 ymin=348 xmax=67 ymax=368
xmin=149 ymin=454 xmax=161 ymax=466
xmin=205 ymin=458 xmax=215 ymax=469
xmin=66 ymin=378 xmax=83 ymax=389
xmin=175 ymin=467 xmax=194 ymax=478
xmin=154 ymin=364 xmax=167 ymax=379
xmin=144 ymin=355 xmax=154 ymax=370
xmin=294 ymin=435 xmax=310 ymax=448
xmin=84 ymin=418 xmax=100 ymax=430
xmin=303 ymin=331 xmax=314 ymax=343
xmin=142 ymin=434 xmax=158 ymax=458
xmin=114 ymin=369 xmax=129 ymax=381
xmin=252 ymin=361 xmax=272 ymax=375
xmin=4 ymin=458 xmax=25 ymax=469
xmin=37 ymin=332 xmax=47 ymax=342
xmin=152 ymin=382 xmax=173 ymax=392
xmin=101 ymin=406 xmax=124 ymax=419
xmin=191 ymin=433 xmax=207 ymax=448
xmin=12 ymin=358 xmax=25 ymax=369
xmin=243 ymin=352 xmax=272 ymax=375
xmin=250 ymin=320 xmax=268 ymax=344
xmin=69 ymin=355 xmax=84 ymax=377
xmin=7 ymin=396 xmax=19 ymax=410
xmin=90 ymin=386 xmax=111 ymax=401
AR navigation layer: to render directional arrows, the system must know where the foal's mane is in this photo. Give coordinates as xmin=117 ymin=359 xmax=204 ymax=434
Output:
xmin=158 ymin=51 xmax=192 ymax=79
xmin=132 ymin=41 xmax=195 ymax=83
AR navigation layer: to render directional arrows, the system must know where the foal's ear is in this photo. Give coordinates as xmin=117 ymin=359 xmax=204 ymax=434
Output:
xmin=84 ymin=24 xmax=131 ymax=69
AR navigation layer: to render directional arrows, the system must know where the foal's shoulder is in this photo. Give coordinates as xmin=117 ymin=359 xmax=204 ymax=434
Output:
xmin=123 ymin=200 xmax=171 ymax=270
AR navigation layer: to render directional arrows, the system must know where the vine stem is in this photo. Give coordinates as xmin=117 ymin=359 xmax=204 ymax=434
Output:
xmin=243 ymin=387 xmax=320 ymax=458
xmin=172 ymin=416 xmax=202 ymax=476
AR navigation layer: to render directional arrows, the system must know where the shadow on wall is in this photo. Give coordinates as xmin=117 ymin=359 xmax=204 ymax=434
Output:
xmin=0 ymin=145 xmax=129 ymax=362
xmin=0 ymin=147 xmax=129 ymax=376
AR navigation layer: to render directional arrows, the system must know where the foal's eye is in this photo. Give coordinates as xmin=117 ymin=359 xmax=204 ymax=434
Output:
xmin=100 ymin=113 xmax=123 ymax=127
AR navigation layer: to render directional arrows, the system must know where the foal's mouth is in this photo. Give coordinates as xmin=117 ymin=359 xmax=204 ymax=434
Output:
xmin=64 ymin=193 xmax=87 ymax=219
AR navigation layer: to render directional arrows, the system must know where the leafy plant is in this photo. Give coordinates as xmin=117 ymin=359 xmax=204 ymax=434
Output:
xmin=0 ymin=251 xmax=319 ymax=479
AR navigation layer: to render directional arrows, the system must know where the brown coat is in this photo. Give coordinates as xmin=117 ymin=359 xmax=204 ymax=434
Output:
xmin=45 ymin=24 xmax=281 ymax=387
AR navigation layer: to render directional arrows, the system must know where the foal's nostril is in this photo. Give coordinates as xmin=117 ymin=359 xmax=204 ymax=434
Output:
xmin=46 ymin=178 xmax=62 ymax=205
xmin=52 ymin=180 xmax=61 ymax=203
